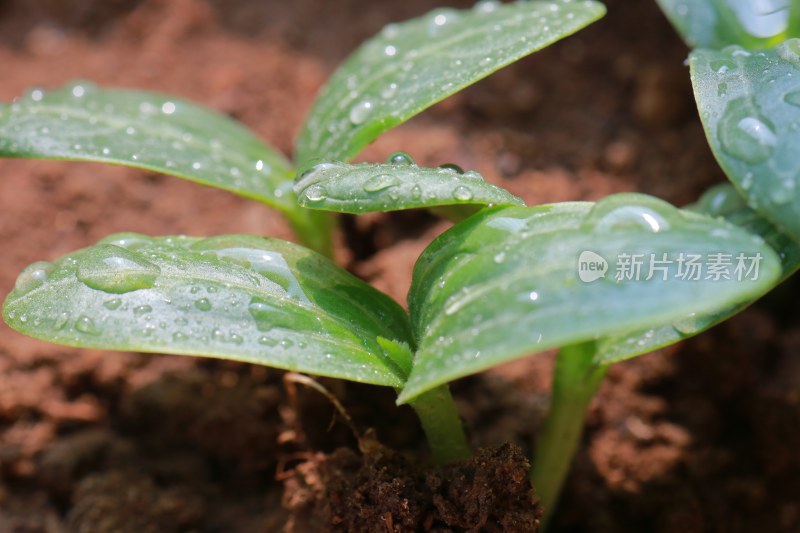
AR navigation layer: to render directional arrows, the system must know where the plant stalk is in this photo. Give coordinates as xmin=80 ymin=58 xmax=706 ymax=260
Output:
xmin=531 ymin=341 xmax=608 ymax=528
xmin=286 ymin=209 xmax=335 ymax=259
xmin=408 ymin=385 xmax=471 ymax=464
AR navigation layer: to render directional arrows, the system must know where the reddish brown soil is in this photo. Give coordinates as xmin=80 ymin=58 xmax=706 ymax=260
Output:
xmin=1 ymin=0 xmax=799 ymax=531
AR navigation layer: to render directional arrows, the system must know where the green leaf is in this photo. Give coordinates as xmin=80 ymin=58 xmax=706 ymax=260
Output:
xmin=690 ymin=41 xmax=800 ymax=242
xmin=294 ymin=0 xmax=606 ymax=167
xmin=656 ymin=0 xmax=799 ymax=49
xmin=294 ymin=161 xmax=524 ymax=214
xmin=3 ymin=234 xmax=413 ymax=387
xmin=0 ymin=81 xmax=303 ymax=215
xmin=398 ymin=193 xmax=781 ymax=402
xmin=594 ymin=184 xmax=800 ymax=365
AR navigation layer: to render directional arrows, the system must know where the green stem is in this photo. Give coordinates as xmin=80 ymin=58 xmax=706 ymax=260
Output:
xmin=530 ymin=341 xmax=608 ymax=529
xmin=408 ymin=385 xmax=471 ymax=464
xmin=286 ymin=209 xmax=336 ymax=260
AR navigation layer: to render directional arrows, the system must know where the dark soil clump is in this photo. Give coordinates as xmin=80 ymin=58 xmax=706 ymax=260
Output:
xmin=284 ymin=443 xmax=541 ymax=533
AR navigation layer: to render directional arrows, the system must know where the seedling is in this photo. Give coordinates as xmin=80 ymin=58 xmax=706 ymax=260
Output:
xmin=655 ymin=0 xmax=800 ymax=242
xmin=1 ymin=1 xmax=797 ymax=527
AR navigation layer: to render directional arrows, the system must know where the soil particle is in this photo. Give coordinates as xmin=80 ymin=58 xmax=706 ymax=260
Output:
xmin=284 ymin=443 xmax=541 ymax=533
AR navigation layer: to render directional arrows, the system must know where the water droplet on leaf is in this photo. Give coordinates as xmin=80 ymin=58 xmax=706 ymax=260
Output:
xmin=14 ymin=261 xmax=53 ymax=295
xmin=453 ymin=186 xmax=473 ymax=201
xmin=75 ymin=315 xmax=100 ymax=335
xmin=103 ymin=298 xmax=123 ymax=310
xmin=718 ymin=98 xmax=776 ymax=164
xmin=133 ymin=305 xmax=153 ymax=317
xmin=474 ymin=0 xmax=500 ymax=13
xmin=76 ymin=245 xmax=160 ymax=294
xmin=364 ymin=174 xmax=399 ymax=192
xmin=784 ymin=89 xmax=800 ymax=107
xmin=673 ymin=313 xmax=698 ymax=335
xmin=98 ymin=233 xmax=151 ymax=250
xmin=439 ymin=163 xmax=464 ymax=174
xmin=259 ymin=336 xmax=278 ymax=347
xmin=588 ymin=196 xmax=673 ymax=233
xmin=304 ymin=185 xmax=327 ymax=203
xmin=710 ymin=58 xmax=735 ymax=74
xmin=769 ymin=177 xmax=795 ymax=205
xmin=349 ymin=99 xmax=374 ymax=125
xmin=381 ymin=83 xmax=398 ymax=99
xmin=387 ymin=151 xmax=414 ymax=166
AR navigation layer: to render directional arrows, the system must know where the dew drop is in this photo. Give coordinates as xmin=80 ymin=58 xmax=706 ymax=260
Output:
xmin=588 ymin=197 xmax=672 ymax=233
xmin=161 ymin=101 xmax=176 ymax=114
xmin=427 ymin=8 xmax=460 ymax=35
xmin=76 ymin=245 xmax=160 ymax=294
xmin=387 ymin=151 xmax=414 ymax=166
xmin=673 ymin=313 xmax=698 ymax=335
xmin=474 ymin=0 xmax=500 ymax=13
xmin=493 ymin=251 xmax=506 ymax=264
xmin=133 ymin=305 xmax=153 ymax=317
xmin=710 ymin=58 xmax=735 ymax=74
xmin=695 ymin=184 xmax=746 ymax=217
xmin=173 ymin=332 xmax=189 ymax=342
xmin=784 ymin=89 xmax=800 ymax=107
xmin=718 ymin=98 xmax=776 ymax=164
xmin=380 ymin=82 xmax=398 ymax=99
xmin=411 ymin=185 xmax=422 ymax=199
xmin=294 ymin=162 xmax=338 ymax=190
xmin=463 ymin=170 xmax=484 ymax=181
xmin=439 ymin=163 xmax=464 ymax=174
xmin=14 ymin=261 xmax=53 ymax=295
xmin=98 ymin=233 xmax=151 ymax=250
xmin=192 ymin=162 xmax=202 ymax=170
xmin=741 ymin=172 xmax=754 ymax=190
xmin=453 ymin=186 xmax=473 ymax=201
xmin=303 ymin=184 xmax=327 ymax=203
xmin=30 ymin=89 xmax=44 ymax=102
xmin=103 ymin=298 xmax=123 ymax=310
xmin=194 ymin=298 xmax=212 ymax=311
xmin=364 ymin=173 xmax=399 ymax=192
xmin=259 ymin=336 xmax=278 ymax=347
xmin=229 ymin=333 xmax=244 ymax=345
xmin=384 ymin=45 xmax=397 ymax=57
xmin=75 ymin=315 xmax=100 ymax=335
xmin=55 ymin=312 xmax=70 ymax=330
xmin=349 ymin=99 xmax=374 ymax=125
xmin=769 ymin=177 xmax=795 ymax=205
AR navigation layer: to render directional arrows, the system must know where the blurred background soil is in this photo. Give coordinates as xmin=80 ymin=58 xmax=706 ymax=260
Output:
xmin=1 ymin=0 xmax=799 ymax=531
